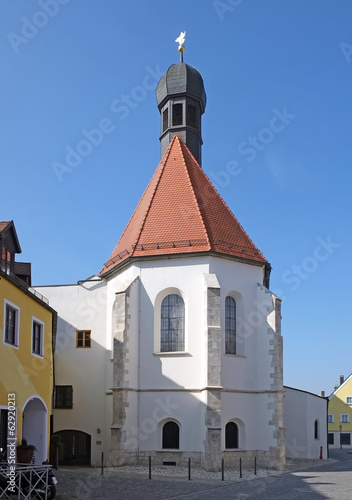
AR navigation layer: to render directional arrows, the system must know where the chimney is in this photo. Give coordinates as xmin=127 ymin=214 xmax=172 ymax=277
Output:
xmin=340 ymin=375 xmax=345 ymax=386
xmin=321 ymin=391 xmax=325 ymax=398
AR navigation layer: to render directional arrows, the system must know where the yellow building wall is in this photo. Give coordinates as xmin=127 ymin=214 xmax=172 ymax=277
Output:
xmin=0 ymin=276 xmax=53 ymax=454
xmin=328 ymin=378 xmax=352 ymax=433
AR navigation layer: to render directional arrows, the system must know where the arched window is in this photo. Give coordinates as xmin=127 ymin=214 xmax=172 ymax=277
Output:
xmin=161 ymin=294 xmax=185 ymax=352
xmin=162 ymin=421 xmax=180 ymax=449
xmin=225 ymin=422 xmax=239 ymax=449
xmin=225 ymin=296 xmax=236 ymax=354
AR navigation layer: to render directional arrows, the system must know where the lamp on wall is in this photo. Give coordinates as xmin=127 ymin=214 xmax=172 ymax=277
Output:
xmin=339 ymin=424 xmax=342 ymax=449
xmin=97 ymin=428 xmax=101 ymax=434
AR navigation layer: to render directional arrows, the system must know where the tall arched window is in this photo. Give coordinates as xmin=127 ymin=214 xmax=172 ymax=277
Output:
xmin=225 ymin=296 xmax=236 ymax=354
xmin=225 ymin=422 xmax=239 ymax=449
xmin=161 ymin=294 xmax=185 ymax=352
xmin=162 ymin=421 xmax=180 ymax=449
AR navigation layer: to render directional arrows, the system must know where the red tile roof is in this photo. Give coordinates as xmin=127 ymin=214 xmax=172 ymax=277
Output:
xmin=100 ymin=136 xmax=267 ymax=275
xmin=0 ymin=221 xmax=11 ymax=232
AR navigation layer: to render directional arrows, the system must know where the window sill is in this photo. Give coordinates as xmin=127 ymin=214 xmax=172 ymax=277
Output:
xmin=31 ymin=352 xmax=44 ymax=359
xmin=154 ymin=351 xmax=192 ymax=357
xmin=3 ymin=341 xmax=19 ymax=350
xmin=156 ymin=449 xmax=182 ymax=453
xmin=224 ymin=354 xmax=246 ymax=358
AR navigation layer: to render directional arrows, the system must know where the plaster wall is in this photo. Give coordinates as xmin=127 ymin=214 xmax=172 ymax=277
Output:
xmin=284 ymin=387 xmax=327 ymax=459
xmin=36 ymin=281 xmax=109 ymax=466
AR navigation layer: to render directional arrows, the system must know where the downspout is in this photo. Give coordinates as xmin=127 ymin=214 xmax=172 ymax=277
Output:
xmin=51 ymin=311 xmax=58 ymax=434
xmin=77 ymin=278 xmax=102 ymax=284
xmin=137 ymin=265 xmax=142 ymax=463
xmin=326 ymin=396 xmax=329 ymax=459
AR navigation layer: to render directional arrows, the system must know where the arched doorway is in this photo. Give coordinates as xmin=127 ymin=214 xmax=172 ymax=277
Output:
xmin=22 ymin=397 xmax=47 ymax=464
xmin=56 ymin=430 xmax=91 ymax=466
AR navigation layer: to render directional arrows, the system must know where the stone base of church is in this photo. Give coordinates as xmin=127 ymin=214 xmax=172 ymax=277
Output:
xmin=222 ymin=448 xmax=285 ymax=471
xmin=139 ymin=450 xmax=202 ymax=467
xmin=110 ymin=448 xmax=285 ymax=471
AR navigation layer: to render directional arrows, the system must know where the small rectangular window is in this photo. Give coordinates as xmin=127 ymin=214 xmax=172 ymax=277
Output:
xmin=187 ymin=104 xmax=197 ymax=128
xmin=55 ymin=386 xmax=73 ymax=409
xmin=32 ymin=318 xmax=44 ymax=356
xmin=328 ymin=433 xmax=334 ymax=445
xmin=162 ymin=108 xmax=168 ymax=132
xmin=4 ymin=301 xmax=20 ymax=347
xmin=328 ymin=414 xmax=334 ymax=423
xmin=340 ymin=414 xmax=349 ymax=423
xmin=346 ymin=397 xmax=352 ymax=405
xmin=172 ymin=103 xmax=183 ymax=126
xmin=76 ymin=330 xmax=91 ymax=348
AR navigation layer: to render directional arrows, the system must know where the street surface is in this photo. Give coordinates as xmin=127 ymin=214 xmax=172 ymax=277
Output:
xmin=55 ymin=449 xmax=352 ymax=500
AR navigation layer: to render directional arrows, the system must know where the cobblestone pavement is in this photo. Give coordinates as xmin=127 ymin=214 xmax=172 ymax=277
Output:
xmin=54 ymin=450 xmax=352 ymax=500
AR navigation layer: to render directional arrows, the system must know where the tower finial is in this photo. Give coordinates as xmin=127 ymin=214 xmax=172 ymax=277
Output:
xmin=175 ymin=31 xmax=186 ymax=63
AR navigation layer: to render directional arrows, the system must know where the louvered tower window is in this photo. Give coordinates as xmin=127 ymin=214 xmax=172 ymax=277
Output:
xmin=163 ymin=108 xmax=168 ymax=132
xmin=172 ymin=103 xmax=183 ymax=126
xmin=187 ymin=104 xmax=197 ymax=128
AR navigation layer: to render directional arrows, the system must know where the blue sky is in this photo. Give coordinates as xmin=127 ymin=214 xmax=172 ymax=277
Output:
xmin=1 ymin=0 xmax=351 ymax=395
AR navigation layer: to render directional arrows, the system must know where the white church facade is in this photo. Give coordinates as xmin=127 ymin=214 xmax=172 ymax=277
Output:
xmin=36 ymin=45 xmax=326 ymax=470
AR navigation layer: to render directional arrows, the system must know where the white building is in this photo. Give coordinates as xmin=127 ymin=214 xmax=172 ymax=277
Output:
xmin=284 ymin=387 xmax=328 ymax=460
xmin=36 ymin=53 xmax=287 ymax=471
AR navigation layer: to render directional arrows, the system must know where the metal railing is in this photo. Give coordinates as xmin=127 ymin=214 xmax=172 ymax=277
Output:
xmin=0 ymin=463 xmax=51 ymax=499
xmin=0 ymin=262 xmax=49 ymax=305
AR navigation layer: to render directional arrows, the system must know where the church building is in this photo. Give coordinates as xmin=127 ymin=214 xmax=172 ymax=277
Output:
xmin=37 ymin=40 xmax=286 ymax=471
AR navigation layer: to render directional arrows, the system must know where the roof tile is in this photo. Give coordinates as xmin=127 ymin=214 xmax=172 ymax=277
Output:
xmin=100 ymin=136 xmax=267 ymax=275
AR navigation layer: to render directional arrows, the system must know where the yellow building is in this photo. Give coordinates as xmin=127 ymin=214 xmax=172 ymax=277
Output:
xmin=328 ymin=374 xmax=352 ymax=449
xmin=0 ymin=221 xmax=56 ymax=463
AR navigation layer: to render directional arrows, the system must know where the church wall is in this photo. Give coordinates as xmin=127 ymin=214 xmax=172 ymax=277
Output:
xmin=209 ymin=256 xmax=271 ymax=391
xmin=137 ymin=391 xmax=205 ymax=456
xmin=136 ymin=257 xmax=210 ymax=390
xmin=105 ymin=255 xmax=285 ymax=469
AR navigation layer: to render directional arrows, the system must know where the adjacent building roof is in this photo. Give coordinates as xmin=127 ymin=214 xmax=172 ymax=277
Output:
xmin=0 ymin=221 xmax=10 ymax=232
xmin=99 ymin=135 xmax=267 ymax=276
xmin=0 ymin=220 xmax=21 ymax=253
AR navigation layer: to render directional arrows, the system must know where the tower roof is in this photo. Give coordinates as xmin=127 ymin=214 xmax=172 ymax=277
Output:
xmin=156 ymin=62 xmax=207 ymax=112
xmin=99 ymin=136 xmax=267 ymax=276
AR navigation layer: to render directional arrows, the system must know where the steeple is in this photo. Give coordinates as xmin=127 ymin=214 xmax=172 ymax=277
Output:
xmin=156 ymin=33 xmax=206 ymax=165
